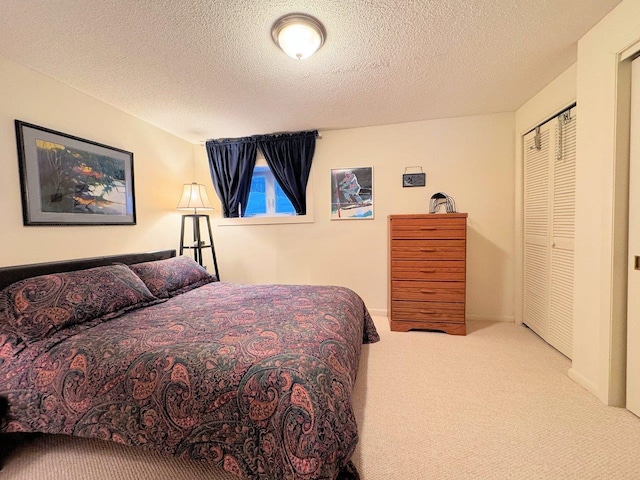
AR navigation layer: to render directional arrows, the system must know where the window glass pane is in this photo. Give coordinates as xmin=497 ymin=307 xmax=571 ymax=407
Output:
xmin=275 ymin=183 xmax=295 ymax=214
xmin=244 ymin=166 xmax=296 ymax=217
xmin=245 ymin=175 xmax=266 ymax=216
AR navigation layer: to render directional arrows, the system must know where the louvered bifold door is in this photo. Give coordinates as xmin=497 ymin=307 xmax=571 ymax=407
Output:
xmin=522 ymin=108 xmax=576 ymax=359
xmin=548 ymin=108 xmax=576 ymax=358
xmin=523 ymin=124 xmax=551 ymax=340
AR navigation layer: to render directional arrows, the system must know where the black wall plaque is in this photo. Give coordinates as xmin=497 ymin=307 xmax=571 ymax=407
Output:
xmin=402 ymin=173 xmax=426 ymax=187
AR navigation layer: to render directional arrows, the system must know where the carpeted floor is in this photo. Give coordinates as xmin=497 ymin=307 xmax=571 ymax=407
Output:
xmin=2 ymin=317 xmax=640 ymax=479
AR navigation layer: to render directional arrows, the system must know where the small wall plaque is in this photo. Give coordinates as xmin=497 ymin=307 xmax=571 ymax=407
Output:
xmin=402 ymin=167 xmax=426 ymax=187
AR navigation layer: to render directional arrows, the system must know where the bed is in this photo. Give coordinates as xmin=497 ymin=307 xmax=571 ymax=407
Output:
xmin=0 ymin=250 xmax=379 ymax=479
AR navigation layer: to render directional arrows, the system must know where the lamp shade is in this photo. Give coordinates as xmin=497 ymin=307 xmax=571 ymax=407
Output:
xmin=271 ymin=13 xmax=326 ymax=59
xmin=177 ymin=183 xmax=213 ymax=213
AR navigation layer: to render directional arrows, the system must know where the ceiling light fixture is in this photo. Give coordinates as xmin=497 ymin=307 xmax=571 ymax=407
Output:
xmin=271 ymin=13 xmax=326 ymax=60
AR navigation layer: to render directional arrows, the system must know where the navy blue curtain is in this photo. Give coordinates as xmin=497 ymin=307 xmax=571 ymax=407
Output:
xmin=205 ymin=137 xmax=257 ymax=218
xmin=257 ymin=130 xmax=317 ymax=215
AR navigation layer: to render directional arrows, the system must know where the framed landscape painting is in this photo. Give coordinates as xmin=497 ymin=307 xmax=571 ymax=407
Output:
xmin=330 ymin=167 xmax=374 ymax=220
xmin=15 ymin=121 xmax=136 ymax=226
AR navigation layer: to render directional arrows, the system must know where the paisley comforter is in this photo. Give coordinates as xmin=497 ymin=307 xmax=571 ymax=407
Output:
xmin=0 ymin=282 xmax=379 ymax=479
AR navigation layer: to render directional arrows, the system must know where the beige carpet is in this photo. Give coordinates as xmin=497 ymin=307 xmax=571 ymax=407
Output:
xmin=3 ymin=317 xmax=640 ymax=479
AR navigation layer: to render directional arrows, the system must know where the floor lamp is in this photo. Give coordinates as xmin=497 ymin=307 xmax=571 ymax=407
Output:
xmin=177 ymin=183 xmax=220 ymax=280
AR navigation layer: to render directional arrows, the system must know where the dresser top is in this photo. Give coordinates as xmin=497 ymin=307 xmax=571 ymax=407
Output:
xmin=388 ymin=213 xmax=467 ymax=219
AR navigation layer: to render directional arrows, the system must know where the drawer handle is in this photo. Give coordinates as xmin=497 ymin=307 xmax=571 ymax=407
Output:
xmin=419 ymin=269 xmax=436 ymax=273
xmin=420 ymin=227 xmax=437 ymax=231
xmin=419 ymin=310 xmax=437 ymax=314
xmin=419 ymin=248 xmax=436 ymax=253
xmin=419 ymin=289 xmax=436 ymax=294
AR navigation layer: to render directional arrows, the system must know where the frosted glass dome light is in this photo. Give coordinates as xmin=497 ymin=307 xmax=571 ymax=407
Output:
xmin=271 ymin=13 xmax=326 ymax=60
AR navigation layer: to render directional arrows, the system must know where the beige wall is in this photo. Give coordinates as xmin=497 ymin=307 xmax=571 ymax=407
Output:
xmin=3 ymin=1 xmax=638 ymax=408
xmin=1 ymin=53 xmax=515 ymax=323
xmin=196 ymin=113 xmax=516 ymax=318
xmin=570 ymin=0 xmax=640 ymax=405
xmin=0 ymin=56 xmax=194 ymax=267
xmin=514 ymin=0 xmax=640 ymax=406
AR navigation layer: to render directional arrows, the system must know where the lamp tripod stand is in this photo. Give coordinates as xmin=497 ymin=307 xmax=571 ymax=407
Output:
xmin=179 ymin=214 xmax=219 ymax=280
xmin=177 ymin=183 xmax=219 ymax=280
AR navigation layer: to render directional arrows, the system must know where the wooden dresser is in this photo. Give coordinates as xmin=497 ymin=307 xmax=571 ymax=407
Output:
xmin=388 ymin=213 xmax=467 ymax=335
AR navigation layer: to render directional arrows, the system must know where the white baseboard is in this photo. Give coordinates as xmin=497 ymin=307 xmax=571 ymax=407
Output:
xmin=367 ymin=310 xmax=515 ymax=323
xmin=466 ymin=314 xmax=515 ymax=323
xmin=568 ymin=368 xmax=602 ymax=400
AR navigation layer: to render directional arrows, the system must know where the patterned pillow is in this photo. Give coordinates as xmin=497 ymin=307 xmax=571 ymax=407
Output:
xmin=1 ymin=264 xmax=161 ymax=343
xmin=129 ymin=255 xmax=217 ymax=298
xmin=0 ymin=292 xmax=23 ymax=347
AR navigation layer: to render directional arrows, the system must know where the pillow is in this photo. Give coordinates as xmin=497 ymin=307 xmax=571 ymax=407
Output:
xmin=0 ymin=291 xmax=23 ymax=347
xmin=1 ymin=264 xmax=161 ymax=343
xmin=129 ymin=255 xmax=216 ymax=298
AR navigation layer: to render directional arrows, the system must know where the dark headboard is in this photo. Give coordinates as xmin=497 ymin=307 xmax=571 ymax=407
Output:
xmin=0 ymin=250 xmax=176 ymax=290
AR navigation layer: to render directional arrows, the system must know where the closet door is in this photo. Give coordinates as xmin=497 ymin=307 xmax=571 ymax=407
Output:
xmin=523 ymin=123 xmax=551 ymax=340
xmin=523 ymin=108 xmax=576 ymax=358
xmin=627 ymin=57 xmax=640 ymax=417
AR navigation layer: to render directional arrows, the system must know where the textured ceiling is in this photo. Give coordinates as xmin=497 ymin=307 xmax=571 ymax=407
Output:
xmin=0 ymin=0 xmax=622 ymax=143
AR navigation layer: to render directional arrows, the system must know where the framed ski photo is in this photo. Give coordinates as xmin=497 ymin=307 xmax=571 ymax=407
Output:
xmin=331 ymin=167 xmax=373 ymax=220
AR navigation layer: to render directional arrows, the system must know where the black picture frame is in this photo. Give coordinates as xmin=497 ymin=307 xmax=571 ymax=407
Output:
xmin=15 ymin=120 xmax=136 ymax=226
xmin=402 ymin=172 xmax=426 ymax=187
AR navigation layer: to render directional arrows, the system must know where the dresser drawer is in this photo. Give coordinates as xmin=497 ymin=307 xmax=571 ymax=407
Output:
xmin=390 ymin=260 xmax=465 ymax=281
xmin=391 ymin=280 xmax=465 ymax=302
xmin=392 ymin=300 xmax=465 ymax=322
xmin=391 ymin=239 xmax=465 ymax=260
xmin=390 ymin=218 xmax=466 ymax=239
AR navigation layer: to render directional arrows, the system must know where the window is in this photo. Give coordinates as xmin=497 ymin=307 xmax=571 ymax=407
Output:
xmin=215 ymin=160 xmax=314 ymax=227
xmin=244 ymin=166 xmax=296 ymax=217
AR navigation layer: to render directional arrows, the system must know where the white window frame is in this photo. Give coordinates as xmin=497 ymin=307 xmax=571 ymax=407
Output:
xmin=215 ymin=156 xmax=314 ymax=226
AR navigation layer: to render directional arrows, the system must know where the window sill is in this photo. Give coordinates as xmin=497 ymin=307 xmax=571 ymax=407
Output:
xmin=215 ymin=213 xmax=314 ymax=226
